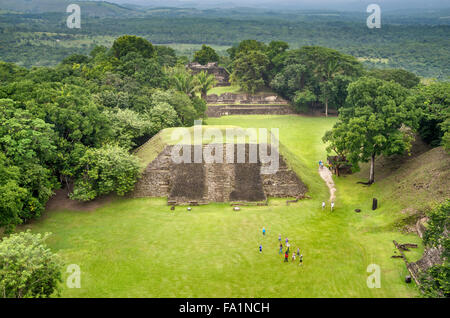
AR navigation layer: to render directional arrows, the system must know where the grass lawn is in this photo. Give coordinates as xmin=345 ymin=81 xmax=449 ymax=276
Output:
xmin=21 ymin=115 xmax=423 ymax=298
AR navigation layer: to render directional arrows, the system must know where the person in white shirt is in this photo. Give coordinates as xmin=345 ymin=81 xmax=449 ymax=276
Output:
xmin=322 ymin=201 xmax=326 ymax=210
xmin=331 ymin=202 xmax=335 ymax=211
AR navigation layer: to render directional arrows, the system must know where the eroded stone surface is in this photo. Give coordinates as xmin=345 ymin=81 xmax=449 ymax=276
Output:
xmin=132 ymin=144 xmax=307 ymax=204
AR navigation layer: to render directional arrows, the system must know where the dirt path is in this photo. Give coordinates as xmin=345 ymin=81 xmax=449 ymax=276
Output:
xmin=318 ymin=167 xmax=336 ymax=202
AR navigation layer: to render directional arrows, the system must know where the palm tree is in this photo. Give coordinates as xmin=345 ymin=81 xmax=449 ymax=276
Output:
xmin=196 ymin=71 xmax=217 ymax=100
xmin=172 ymin=70 xmax=200 ymax=98
xmin=321 ymin=59 xmax=340 ymax=117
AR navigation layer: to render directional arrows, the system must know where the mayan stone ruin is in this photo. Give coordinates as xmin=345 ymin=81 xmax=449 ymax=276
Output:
xmin=205 ymin=92 xmax=294 ymax=117
xmin=132 ymin=144 xmax=307 ymax=204
xmin=187 ymin=62 xmax=230 ymax=86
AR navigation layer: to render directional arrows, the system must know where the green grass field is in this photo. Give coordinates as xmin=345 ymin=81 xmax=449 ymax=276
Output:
xmin=21 ymin=115 xmax=424 ymax=298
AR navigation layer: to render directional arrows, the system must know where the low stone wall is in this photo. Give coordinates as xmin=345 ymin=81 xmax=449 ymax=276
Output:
xmin=207 ymin=92 xmax=288 ymax=104
xmin=131 ymin=144 xmax=307 ymax=204
xmin=206 ymin=104 xmax=294 ymax=117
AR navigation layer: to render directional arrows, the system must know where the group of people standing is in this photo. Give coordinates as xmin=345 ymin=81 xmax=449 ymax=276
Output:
xmin=258 ymin=228 xmax=303 ymax=266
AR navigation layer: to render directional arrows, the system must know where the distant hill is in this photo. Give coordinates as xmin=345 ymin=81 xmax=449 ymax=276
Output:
xmin=0 ymin=0 xmax=140 ymax=17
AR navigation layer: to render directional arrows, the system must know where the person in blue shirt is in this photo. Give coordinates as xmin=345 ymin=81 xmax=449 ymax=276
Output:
xmin=262 ymin=227 xmax=266 ymax=236
xmin=259 ymin=245 xmax=263 ymax=253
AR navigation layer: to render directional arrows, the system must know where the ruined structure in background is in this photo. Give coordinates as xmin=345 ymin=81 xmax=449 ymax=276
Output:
xmin=187 ymin=62 xmax=230 ymax=86
xmin=205 ymin=92 xmax=293 ymax=117
xmin=132 ymin=144 xmax=307 ymax=204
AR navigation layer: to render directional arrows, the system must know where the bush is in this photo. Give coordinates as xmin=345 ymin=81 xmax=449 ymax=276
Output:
xmin=419 ymin=201 xmax=449 ymax=298
xmin=0 ymin=231 xmax=62 ymax=298
xmin=71 ymin=145 xmax=142 ymax=201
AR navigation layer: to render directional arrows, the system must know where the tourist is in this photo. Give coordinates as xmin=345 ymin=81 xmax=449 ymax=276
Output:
xmin=331 ymin=202 xmax=335 ymax=211
xmin=292 ymin=252 xmax=296 ymax=261
xmin=299 ymin=254 xmax=303 ymax=266
xmin=286 ymin=242 xmax=290 ymax=254
xmin=278 ymin=234 xmax=281 ymax=242
xmin=284 ymin=251 xmax=289 ymax=262
xmin=319 ymin=160 xmax=323 ymax=169
xmin=259 ymin=245 xmax=262 ymax=253
xmin=279 ymin=243 xmax=283 ymax=254
xmin=285 ymin=237 xmax=289 ymax=244
xmin=262 ymin=227 xmax=266 ymax=236
xmin=322 ymin=201 xmax=326 ymax=210
xmin=297 ymin=248 xmax=300 ymax=257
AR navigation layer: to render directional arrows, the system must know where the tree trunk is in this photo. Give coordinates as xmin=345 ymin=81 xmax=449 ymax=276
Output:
xmin=325 ymin=98 xmax=328 ymax=117
xmin=369 ymin=153 xmax=375 ymax=184
xmin=201 ymin=91 xmax=207 ymax=101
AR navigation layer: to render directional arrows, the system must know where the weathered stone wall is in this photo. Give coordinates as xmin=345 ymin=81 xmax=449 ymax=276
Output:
xmin=187 ymin=62 xmax=230 ymax=86
xmin=132 ymin=144 xmax=307 ymax=204
xmin=206 ymin=92 xmax=288 ymax=104
xmin=406 ymin=218 xmax=446 ymax=285
xmin=206 ymin=104 xmax=294 ymax=117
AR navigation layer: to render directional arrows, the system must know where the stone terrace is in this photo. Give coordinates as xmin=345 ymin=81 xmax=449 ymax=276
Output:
xmin=132 ymin=144 xmax=307 ymax=204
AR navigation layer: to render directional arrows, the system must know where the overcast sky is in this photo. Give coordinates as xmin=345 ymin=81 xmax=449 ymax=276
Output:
xmin=108 ymin=0 xmax=450 ymax=11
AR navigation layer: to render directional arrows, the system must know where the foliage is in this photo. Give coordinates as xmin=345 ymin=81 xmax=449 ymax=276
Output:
xmin=230 ymin=50 xmax=269 ymax=93
xmin=322 ymin=77 xmax=418 ymax=184
xmin=410 ymin=82 xmax=450 ymax=148
xmin=0 ymin=99 xmax=58 ymax=228
xmin=0 ymin=35 xmax=206 ymax=227
xmin=196 ymin=71 xmax=217 ymax=100
xmin=271 ymin=46 xmax=363 ymax=114
xmin=111 ymin=35 xmax=156 ymax=60
xmin=419 ymin=201 xmax=449 ymax=298
xmin=423 ymin=201 xmax=450 ymax=257
xmin=71 ymin=145 xmax=142 ymax=201
xmin=146 ymin=102 xmax=179 ymax=135
xmin=367 ymin=68 xmax=420 ymax=89
xmin=0 ymin=231 xmax=62 ymax=298
xmin=193 ymin=45 xmax=219 ymax=65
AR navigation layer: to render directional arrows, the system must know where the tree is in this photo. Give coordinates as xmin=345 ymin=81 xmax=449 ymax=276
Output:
xmin=147 ymin=102 xmax=179 ymax=135
xmin=0 ymin=231 xmax=62 ymax=298
xmin=71 ymin=145 xmax=142 ymax=201
xmin=293 ymin=89 xmax=316 ymax=113
xmin=104 ymin=108 xmax=153 ymax=150
xmin=227 ymin=39 xmax=267 ymax=60
xmin=319 ymin=59 xmax=340 ymax=117
xmin=230 ymin=51 xmax=269 ymax=93
xmin=410 ymin=82 xmax=450 ymax=148
xmin=270 ymin=63 xmax=308 ymax=100
xmin=367 ymin=68 xmax=420 ymax=89
xmin=196 ymin=71 xmax=217 ymax=100
xmin=193 ymin=45 xmax=219 ymax=65
xmin=169 ymin=67 xmax=199 ymax=98
xmin=0 ymin=99 xmax=59 ymax=226
xmin=271 ymin=46 xmax=362 ymax=114
xmin=323 ymin=77 xmax=417 ymax=184
xmin=150 ymin=89 xmax=198 ymax=126
xmin=111 ymin=35 xmax=156 ymax=60
xmin=419 ymin=201 xmax=449 ymax=298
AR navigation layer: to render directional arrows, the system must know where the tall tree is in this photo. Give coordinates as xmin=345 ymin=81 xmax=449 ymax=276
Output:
xmin=230 ymin=51 xmax=269 ymax=93
xmin=111 ymin=35 xmax=156 ymax=60
xmin=0 ymin=231 xmax=62 ymax=298
xmin=196 ymin=71 xmax=217 ymax=100
xmin=323 ymin=77 xmax=418 ymax=184
xmin=193 ymin=45 xmax=219 ymax=65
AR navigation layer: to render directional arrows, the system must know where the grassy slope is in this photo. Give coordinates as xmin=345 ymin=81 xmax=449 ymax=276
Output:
xmin=21 ymin=115 xmax=441 ymax=298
